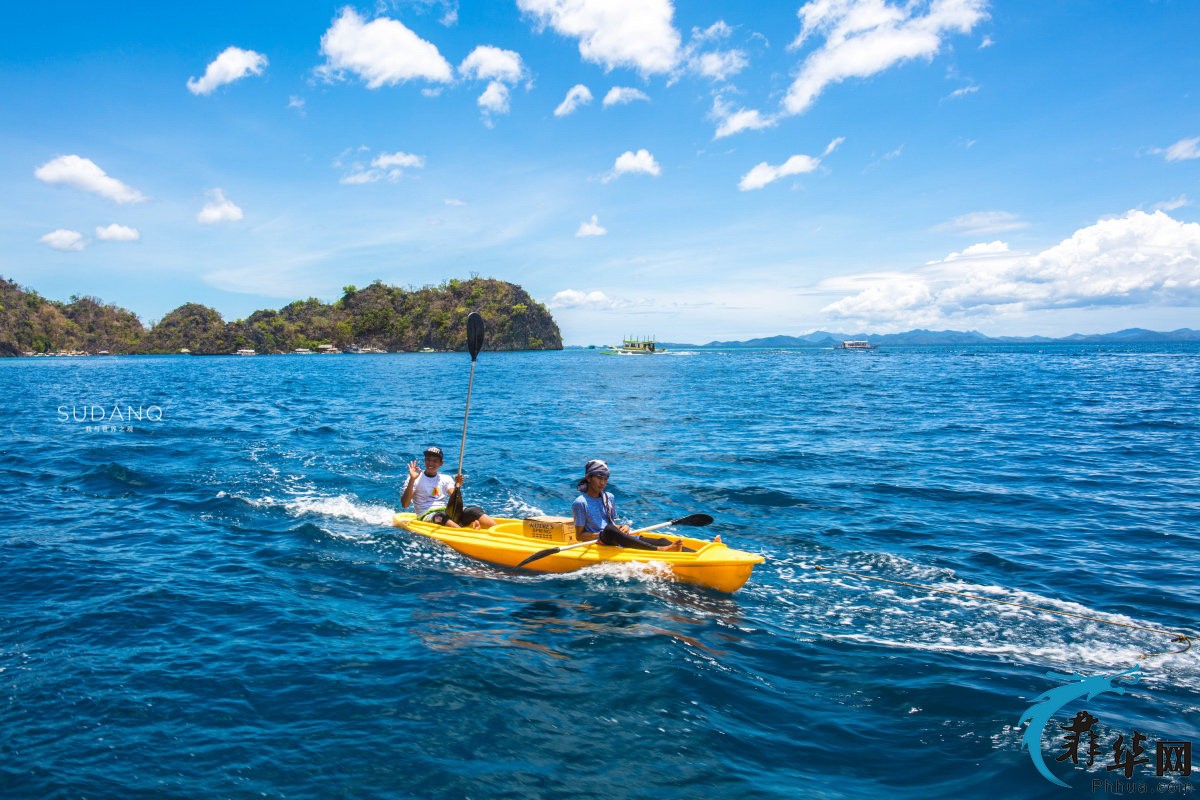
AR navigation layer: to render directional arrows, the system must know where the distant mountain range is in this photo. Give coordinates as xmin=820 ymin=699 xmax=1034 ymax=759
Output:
xmin=662 ymin=328 xmax=1200 ymax=349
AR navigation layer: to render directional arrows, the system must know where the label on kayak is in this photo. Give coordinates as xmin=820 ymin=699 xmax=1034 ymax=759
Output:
xmin=523 ymin=516 xmax=577 ymax=543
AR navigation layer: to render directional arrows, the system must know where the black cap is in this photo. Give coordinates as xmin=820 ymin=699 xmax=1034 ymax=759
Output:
xmin=424 ymin=446 xmax=444 ymax=458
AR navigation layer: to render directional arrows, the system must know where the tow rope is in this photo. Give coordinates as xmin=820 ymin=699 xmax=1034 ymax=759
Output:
xmin=811 ymin=564 xmax=1193 ymax=659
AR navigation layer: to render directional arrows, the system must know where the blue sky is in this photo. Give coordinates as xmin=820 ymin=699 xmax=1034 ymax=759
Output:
xmin=3 ymin=0 xmax=1198 ymax=345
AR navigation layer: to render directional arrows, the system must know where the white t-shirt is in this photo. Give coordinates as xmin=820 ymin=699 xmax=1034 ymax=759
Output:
xmin=409 ymin=471 xmax=456 ymax=515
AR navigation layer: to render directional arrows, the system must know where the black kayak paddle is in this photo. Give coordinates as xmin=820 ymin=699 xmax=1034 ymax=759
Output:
xmin=447 ymin=312 xmax=484 ymax=523
xmin=516 ymin=513 xmax=714 ymax=568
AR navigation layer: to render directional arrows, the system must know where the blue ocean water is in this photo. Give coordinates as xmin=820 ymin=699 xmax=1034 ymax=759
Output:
xmin=2 ymin=345 xmax=1198 ymax=799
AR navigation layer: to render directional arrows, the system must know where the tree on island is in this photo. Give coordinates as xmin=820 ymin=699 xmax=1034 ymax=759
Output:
xmin=0 ymin=276 xmax=562 ymax=355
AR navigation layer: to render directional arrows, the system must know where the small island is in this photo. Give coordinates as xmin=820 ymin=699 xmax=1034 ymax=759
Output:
xmin=0 ymin=276 xmax=562 ymax=356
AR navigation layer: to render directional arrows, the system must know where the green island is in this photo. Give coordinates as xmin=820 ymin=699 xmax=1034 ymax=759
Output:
xmin=0 ymin=276 xmax=562 ymax=356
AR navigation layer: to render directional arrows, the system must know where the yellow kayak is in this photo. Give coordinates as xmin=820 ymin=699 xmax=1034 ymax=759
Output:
xmin=392 ymin=513 xmax=765 ymax=593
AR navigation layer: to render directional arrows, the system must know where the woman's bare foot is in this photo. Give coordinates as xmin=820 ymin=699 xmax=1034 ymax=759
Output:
xmin=713 ymin=535 xmax=722 ymax=543
xmin=657 ymin=538 xmax=683 ymax=552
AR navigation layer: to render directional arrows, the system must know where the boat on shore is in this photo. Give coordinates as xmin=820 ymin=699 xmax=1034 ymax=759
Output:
xmin=836 ymin=340 xmax=877 ymax=350
xmin=393 ymin=513 xmax=763 ymax=593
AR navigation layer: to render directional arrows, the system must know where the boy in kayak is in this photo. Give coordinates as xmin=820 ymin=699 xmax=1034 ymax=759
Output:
xmin=402 ymin=446 xmax=495 ymax=528
xmin=572 ymin=459 xmax=682 ymax=551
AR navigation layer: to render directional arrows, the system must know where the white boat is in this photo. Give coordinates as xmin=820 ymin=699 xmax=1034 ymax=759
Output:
xmin=604 ymin=337 xmax=664 ymax=355
xmin=836 ymin=340 xmax=877 ymax=350
xmin=236 ymin=348 xmax=257 ymax=356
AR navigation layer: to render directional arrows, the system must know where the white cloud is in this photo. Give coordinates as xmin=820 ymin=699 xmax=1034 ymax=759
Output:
xmin=738 ymin=154 xmax=821 ymax=191
xmin=341 ymin=150 xmax=426 ymax=184
xmin=373 ymin=151 xmax=425 ymax=170
xmin=928 ymin=240 xmax=1008 ymax=264
xmin=478 ymin=80 xmax=510 ymax=115
xmin=34 ymin=155 xmax=146 ymax=204
xmin=1157 ymin=136 xmax=1200 ymax=162
xmin=692 ymin=21 xmax=733 ymax=43
xmin=680 ymin=20 xmax=748 ymax=82
xmin=187 ymin=46 xmax=268 ymax=95
xmin=554 ymin=84 xmax=593 ymax=116
xmin=945 ymin=84 xmax=979 ymax=100
xmin=691 ymin=49 xmax=749 ymax=81
xmin=576 ymin=214 xmax=607 ymax=237
xmin=318 ymin=8 xmax=453 ymax=88
xmin=864 ymin=145 xmax=904 ymax=171
xmin=39 ymin=229 xmax=86 ymax=251
xmin=288 ymin=96 xmax=306 ymax=114
xmin=717 ymin=108 xmax=772 ymax=138
xmin=548 ymin=289 xmax=619 ymax=309
xmin=340 ymin=171 xmax=378 ymax=186
xmin=458 ymin=45 xmax=526 ymax=121
xmin=784 ymin=0 xmax=989 ymax=115
xmin=823 ymin=210 xmax=1200 ymax=327
xmin=936 ymin=210 xmax=1029 ymax=236
xmin=517 ymin=0 xmax=681 ymax=75
xmin=458 ymin=45 xmax=526 ymax=83
xmin=1152 ymin=195 xmax=1189 ymax=212
xmin=711 ymin=95 xmax=775 ymax=139
xmin=95 ymin=224 xmax=140 ymax=242
xmin=197 ymin=188 xmax=244 ymax=224
xmin=737 ymin=137 xmax=840 ymax=188
xmin=605 ymin=149 xmax=661 ymax=182
xmin=603 ymin=86 xmax=650 ymax=107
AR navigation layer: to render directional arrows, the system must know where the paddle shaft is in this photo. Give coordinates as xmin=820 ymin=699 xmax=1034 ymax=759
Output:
xmin=545 ymin=519 xmax=677 ymax=555
xmin=446 ymin=313 xmax=483 ymax=523
xmin=516 ymin=515 xmax=712 ymax=567
xmin=455 ymin=312 xmax=484 ymax=480
xmin=456 ymin=359 xmax=476 ymax=479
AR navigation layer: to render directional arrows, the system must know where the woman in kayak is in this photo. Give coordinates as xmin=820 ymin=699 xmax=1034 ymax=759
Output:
xmin=571 ymin=460 xmax=682 ymax=551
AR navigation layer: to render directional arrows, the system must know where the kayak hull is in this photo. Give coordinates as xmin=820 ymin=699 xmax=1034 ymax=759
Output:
xmin=393 ymin=514 xmax=763 ymax=593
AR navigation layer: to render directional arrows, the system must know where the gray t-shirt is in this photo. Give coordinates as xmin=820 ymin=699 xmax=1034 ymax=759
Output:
xmin=572 ymin=492 xmax=615 ymax=532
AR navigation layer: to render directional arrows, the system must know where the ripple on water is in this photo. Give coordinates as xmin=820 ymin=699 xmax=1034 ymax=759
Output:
xmin=3 ymin=347 xmax=1199 ymax=799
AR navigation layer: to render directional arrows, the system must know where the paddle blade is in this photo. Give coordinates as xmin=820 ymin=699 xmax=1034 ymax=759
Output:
xmin=467 ymin=312 xmax=484 ymax=361
xmin=445 ymin=486 xmax=464 ymax=524
xmin=517 ymin=546 xmax=559 ymax=568
xmin=670 ymin=513 xmax=714 ymax=527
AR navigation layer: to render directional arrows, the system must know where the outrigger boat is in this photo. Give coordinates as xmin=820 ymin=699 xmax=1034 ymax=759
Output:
xmin=393 ymin=513 xmax=764 ymax=593
xmin=603 ymin=337 xmax=664 ymax=355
